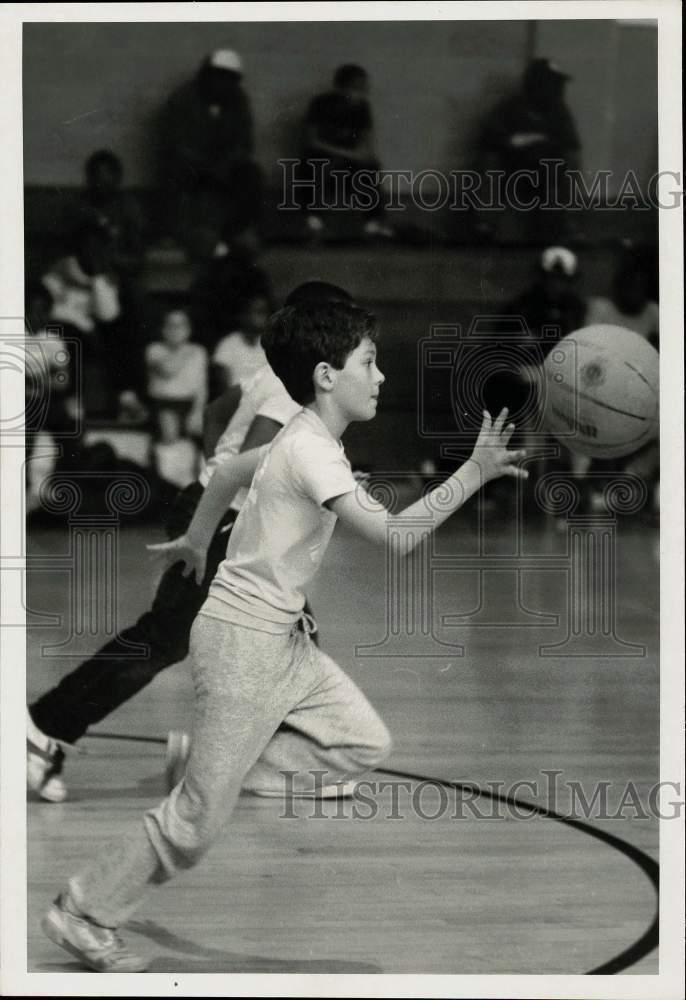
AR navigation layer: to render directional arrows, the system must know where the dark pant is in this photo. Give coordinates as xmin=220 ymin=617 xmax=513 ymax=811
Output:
xmin=30 ymin=482 xmax=233 ymax=744
xmin=299 ymin=152 xmax=385 ymax=218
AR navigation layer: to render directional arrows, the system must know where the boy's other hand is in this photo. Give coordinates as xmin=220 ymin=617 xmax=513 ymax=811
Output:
xmin=146 ymin=533 xmax=207 ymax=584
xmin=469 ymin=408 xmax=528 ymax=483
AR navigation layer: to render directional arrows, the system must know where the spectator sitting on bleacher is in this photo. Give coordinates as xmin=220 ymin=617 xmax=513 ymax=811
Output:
xmin=158 ymin=49 xmax=263 ymax=265
xmin=190 ymin=234 xmax=271 ymax=352
xmin=75 ymin=149 xmax=148 ymax=412
xmin=503 ymin=246 xmax=587 ymax=506
xmin=76 ymin=150 xmax=146 ymax=278
xmin=586 ymin=248 xmax=659 ymax=348
xmin=24 ymin=281 xmax=84 ymax=512
xmin=42 ymin=224 xmax=120 ymax=337
xmin=300 ymin=64 xmax=393 ymax=239
xmin=145 ymin=306 xmax=207 ymax=490
xmin=476 ymin=58 xmax=581 ymax=241
xmin=212 ymin=289 xmax=270 ymax=391
xmin=41 ymin=224 xmax=121 ymax=416
xmin=511 ymin=246 xmax=586 ymax=350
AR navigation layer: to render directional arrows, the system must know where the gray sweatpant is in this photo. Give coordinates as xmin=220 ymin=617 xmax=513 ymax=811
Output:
xmin=70 ymin=612 xmax=392 ymax=927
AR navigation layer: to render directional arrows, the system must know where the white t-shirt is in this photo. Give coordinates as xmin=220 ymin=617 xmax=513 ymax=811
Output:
xmin=146 ymin=341 xmax=208 ymax=402
xmin=585 ymin=298 xmax=659 ymax=340
xmin=213 ymin=331 xmax=267 ymax=386
xmin=208 ymin=409 xmax=358 ymax=627
xmin=199 ymin=365 xmax=301 ymax=515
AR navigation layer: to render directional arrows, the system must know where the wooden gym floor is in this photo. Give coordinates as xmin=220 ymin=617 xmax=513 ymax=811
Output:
xmin=26 ymin=511 xmax=659 ymax=974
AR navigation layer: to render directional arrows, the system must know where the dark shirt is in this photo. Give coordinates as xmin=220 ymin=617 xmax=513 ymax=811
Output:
xmin=74 ymin=193 xmax=146 ymax=274
xmin=306 ymin=91 xmax=372 ymax=151
xmin=481 ymin=95 xmax=580 ymax=171
xmin=160 ymin=79 xmax=254 ymax=187
xmin=510 ymin=283 xmax=587 ymax=358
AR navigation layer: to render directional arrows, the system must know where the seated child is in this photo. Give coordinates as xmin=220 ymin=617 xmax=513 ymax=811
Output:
xmin=145 ymin=306 xmax=208 ymax=489
xmin=212 ymin=290 xmax=270 ymax=390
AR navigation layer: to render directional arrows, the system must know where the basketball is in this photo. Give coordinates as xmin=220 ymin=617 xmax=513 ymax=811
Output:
xmin=542 ymin=325 xmax=659 ymax=459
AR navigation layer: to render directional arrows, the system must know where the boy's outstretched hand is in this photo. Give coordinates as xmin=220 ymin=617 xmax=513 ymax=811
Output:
xmin=469 ymin=408 xmax=528 ymax=483
xmin=147 ymin=534 xmax=207 ymax=584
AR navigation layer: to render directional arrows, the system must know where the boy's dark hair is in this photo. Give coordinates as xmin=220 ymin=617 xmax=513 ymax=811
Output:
xmin=263 ymin=300 xmax=378 ymax=405
xmin=285 ymin=282 xmax=352 ymax=307
xmin=333 ymin=64 xmax=368 ymax=90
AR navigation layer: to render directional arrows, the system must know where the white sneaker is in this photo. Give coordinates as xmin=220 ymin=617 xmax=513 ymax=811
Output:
xmin=42 ymin=893 xmax=147 ymax=972
xmin=363 ymin=219 xmax=394 ymax=239
xmin=27 ymin=711 xmax=68 ymax=803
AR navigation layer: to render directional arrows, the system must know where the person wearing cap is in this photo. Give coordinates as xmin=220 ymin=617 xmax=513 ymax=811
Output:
xmin=157 ymin=49 xmax=263 ymax=264
xmin=497 ymin=245 xmax=587 ymax=508
xmin=476 ymin=58 xmax=581 ymax=241
xmin=511 ymin=245 xmax=586 ymax=356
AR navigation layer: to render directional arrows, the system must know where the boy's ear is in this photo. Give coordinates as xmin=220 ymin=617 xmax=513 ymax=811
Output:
xmin=313 ymin=361 xmax=336 ymax=393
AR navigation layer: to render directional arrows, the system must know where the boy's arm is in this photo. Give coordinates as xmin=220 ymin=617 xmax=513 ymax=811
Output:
xmin=329 ymin=409 xmax=526 ymax=552
xmin=147 ymin=446 xmax=266 ymax=581
xmin=147 ymin=415 xmax=284 ymax=581
xmin=202 ymin=386 xmax=242 ymax=459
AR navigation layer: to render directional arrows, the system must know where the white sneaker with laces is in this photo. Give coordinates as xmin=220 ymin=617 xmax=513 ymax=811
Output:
xmin=27 ymin=711 xmax=68 ymax=803
xmin=42 ymin=893 xmax=147 ymax=972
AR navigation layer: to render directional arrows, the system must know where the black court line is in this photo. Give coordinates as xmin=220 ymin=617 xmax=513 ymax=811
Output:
xmin=85 ymin=731 xmax=659 ymax=975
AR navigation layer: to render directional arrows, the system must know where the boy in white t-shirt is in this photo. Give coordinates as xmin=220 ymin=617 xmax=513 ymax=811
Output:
xmin=42 ymin=300 xmax=527 ymax=971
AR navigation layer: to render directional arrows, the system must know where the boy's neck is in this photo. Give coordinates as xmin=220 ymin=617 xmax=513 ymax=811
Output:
xmin=305 ymin=400 xmax=349 ymax=441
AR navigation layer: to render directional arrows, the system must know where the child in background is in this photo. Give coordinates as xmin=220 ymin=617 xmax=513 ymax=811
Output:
xmin=586 ymin=249 xmax=659 ymax=348
xmin=42 ymin=224 xmax=121 ymax=415
xmin=24 ymin=282 xmax=81 ymax=512
xmin=145 ymin=307 xmax=208 ymax=489
xmin=211 ymin=290 xmax=270 ymax=390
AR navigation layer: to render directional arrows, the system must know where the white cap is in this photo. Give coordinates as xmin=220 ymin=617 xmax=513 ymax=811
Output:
xmin=209 ymin=49 xmax=242 ymax=73
xmin=541 ymin=246 xmax=578 ymax=276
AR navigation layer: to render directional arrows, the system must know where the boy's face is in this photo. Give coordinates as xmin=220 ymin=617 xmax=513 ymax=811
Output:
xmin=162 ymin=311 xmax=192 ymax=347
xmin=331 ymin=336 xmax=384 ymax=422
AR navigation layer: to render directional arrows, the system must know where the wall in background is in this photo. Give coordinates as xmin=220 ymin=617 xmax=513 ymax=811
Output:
xmin=23 ymin=19 xmax=657 ymax=195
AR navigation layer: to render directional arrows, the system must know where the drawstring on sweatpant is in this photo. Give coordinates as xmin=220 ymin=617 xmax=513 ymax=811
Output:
xmin=293 ymin=611 xmax=318 ymax=639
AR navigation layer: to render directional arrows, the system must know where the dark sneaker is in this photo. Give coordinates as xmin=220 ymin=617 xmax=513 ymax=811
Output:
xmin=42 ymin=894 xmax=148 ymax=972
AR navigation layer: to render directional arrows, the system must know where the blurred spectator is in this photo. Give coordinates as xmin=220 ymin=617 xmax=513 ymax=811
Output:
xmin=145 ymin=306 xmax=208 ymax=438
xmin=511 ymin=246 xmax=586 ymax=349
xmin=212 ymin=290 xmax=270 ymax=391
xmin=190 ymin=235 xmax=272 ymax=352
xmin=476 ymin=58 xmax=581 ymax=241
xmin=503 ymin=247 xmax=587 ymax=506
xmin=74 ymin=150 xmax=148 ymax=404
xmin=24 ymin=282 xmax=83 ymax=511
xmin=158 ymin=49 xmax=263 ymax=264
xmin=586 ymin=250 xmax=659 ymax=348
xmin=76 ymin=150 xmax=146 ymax=278
xmin=145 ymin=306 xmax=207 ymax=490
xmin=300 ymin=64 xmax=393 ymax=239
xmin=41 ymin=224 xmax=121 ymax=415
